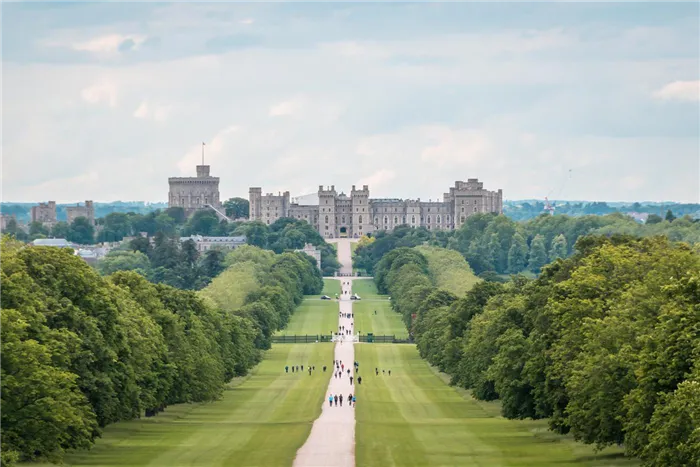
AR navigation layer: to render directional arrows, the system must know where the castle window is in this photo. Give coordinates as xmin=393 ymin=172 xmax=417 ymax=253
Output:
xmin=359 ymin=215 xmax=363 ymax=223
xmin=394 ymin=216 xmax=398 ymax=224
xmin=325 ymin=215 xmax=329 ymax=223
xmin=356 ymin=208 xmax=359 ymax=212
xmin=374 ymin=217 xmax=378 ymax=224
xmin=461 ymin=216 xmax=466 ymax=222
xmin=474 ymin=207 xmax=477 ymax=212
xmin=267 ymin=220 xmax=270 ymax=224
xmin=342 ymin=216 xmax=345 ymax=223
xmin=362 ymin=208 xmax=365 ymax=212
xmin=411 ymin=216 xmax=415 ymax=224
xmin=437 ymin=215 xmax=441 ymax=224
xmin=461 ymin=200 xmax=464 ymax=204
xmin=402 ymin=216 xmax=406 ymax=224
xmin=326 ymin=200 xmax=328 ymax=204
xmin=384 ymin=216 xmax=388 ymax=224
xmin=461 ymin=207 xmax=465 ymax=213
xmin=474 ymin=200 xmax=477 ymax=205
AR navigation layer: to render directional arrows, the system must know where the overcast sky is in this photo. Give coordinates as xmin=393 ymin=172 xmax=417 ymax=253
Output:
xmin=2 ymin=2 xmax=699 ymax=203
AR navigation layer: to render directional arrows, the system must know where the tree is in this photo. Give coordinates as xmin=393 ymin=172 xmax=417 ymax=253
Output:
xmin=67 ymin=217 xmax=95 ymax=244
xmin=50 ymin=221 xmax=70 ymax=239
xmin=548 ymin=234 xmax=567 ymax=261
xmin=507 ymin=232 xmax=528 ymax=273
xmin=28 ymin=221 xmax=49 ymax=239
xmin=97 ymin=250 xmax=151 ymax=276
xmin=527 ymin=234 xmax=547 ymax=273
xmin=646 ymin=214 xmax=663 ymax=224
xmin=245 ymin=222 xmax=269 ymax=248
xmin=665 ymin=209 xmax=676 ymax=222
xmin=224 ymin=197 xmax=250 ymax=219
xmin=183 ymin=210 xmax=219 ymax=236
xmin=2 ymin=218 xmax=28 ymax=241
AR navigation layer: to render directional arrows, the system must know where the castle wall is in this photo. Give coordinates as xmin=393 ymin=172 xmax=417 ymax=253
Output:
xmin=248 ymin=178 xmax=502 ymax=238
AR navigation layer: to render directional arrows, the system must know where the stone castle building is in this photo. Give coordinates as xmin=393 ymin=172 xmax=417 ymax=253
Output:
xmin=66 ymin=200 xmax=95 ymax=225
xmin=168 ymin=164 xmax=222 ymax=216
xmin=249 ymin=179 xmax=503 ymax=238
xmin=31 ymin=201 xmax=57 ymax=225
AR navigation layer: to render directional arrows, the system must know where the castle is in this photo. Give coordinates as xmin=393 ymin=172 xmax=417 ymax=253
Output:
xmin=249 ymin=179 xmax=503 ymax=238
xmin=168 ymin=164 xmax=222 ymax=216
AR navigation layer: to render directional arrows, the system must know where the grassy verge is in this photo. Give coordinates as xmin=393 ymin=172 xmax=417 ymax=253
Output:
xmin=353 ymin=300 xmax=408 ymax=339
xmin=351 ymin=278 xmax=384 ymax=299
xmin=276 ymin=299 xmax=338 ymax=336
xmin=33 ymin=343 xmax=334 ymax=467
xmin=354 ymin=344 xmax=637 ymax=467
xmin=321 ymin=278 xmax=341 ymax=296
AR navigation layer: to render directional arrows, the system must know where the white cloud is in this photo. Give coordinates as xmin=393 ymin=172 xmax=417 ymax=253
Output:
xmin=73 ymin=34 xmax=147 ymax=55
xmin=358 ymin=169 xmax=396 ymax=191
xmin=420 ymin=126 xmax=492 ymax=168
xmin=653 ymin=80 xmax=700 ymax=102
xmin=269 ymin=97 xmax=305 ymax=117
xmin=133 ymin=101 xmax=173 ymax=122
xmin=176 ymin=125 xmax=241 ymax=174
xmin=81 ymin=82 xmax=118 ymax=107
xmin=240 ymin=18 xmax=254 ymax=25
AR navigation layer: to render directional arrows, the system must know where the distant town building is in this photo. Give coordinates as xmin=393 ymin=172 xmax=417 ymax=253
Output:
xmin=76 ymin=248 xmax=99 ymax=265
xmin=168 ymin=164 xmax=222 ymax=217
xmin=627 ymin=212 xmax=650 ymax=223
xmin=295 ymin=243 xmax=322 ymax=270
xmin=66 ymin=200 xmax=95 ymax=225
xmin=249 ymin=179 xmax=503 ymax=238
xmin=180 ymin=235 xmax=246 ymax=252
xmin=1 ymin=213 xmax=17 ymax=231
xmin=31 ymin=201 xmax=57 ymax=226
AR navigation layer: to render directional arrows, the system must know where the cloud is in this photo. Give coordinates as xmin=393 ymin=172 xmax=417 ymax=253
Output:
xmin=81 ymin=81 xmax=118 ymax=107
xmin=176 ymin=125 xmax=241 ymax=174
xmin=653 ymin=80 xmax=700 ymax=102
xmin=240 ymin=18 xmax=254 ymax=25
xmin=133 ymin=101 xmax=173 ymax=122
xmin=358 ymin=169 xmax=396 ymax=191
xmin=420 ymin=126 xmax=492 ymax=168
xmin=72 ymin=34 xmax=147 ymax=55
xmin=269 ymin=97 xmax=305 ymax=117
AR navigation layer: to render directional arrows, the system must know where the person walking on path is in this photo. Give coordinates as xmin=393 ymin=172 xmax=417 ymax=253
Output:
xmin=323 ymin=365 xmax=326 ymax=372
xmin=388 ymin=370 xmax=391 ymax=376
xmin=285 ymin=365 xmax=289 ymax=373
xmin=339 ymin=394 xmax=343 ymax=407
xmin=308 ymin=367 xmax=312 ymax=376
xmin=334 ymin=395 xmax=338 ymax=407
xmin=348 ymin=393 xmax=353 ymax=407
xmin=352 ymin=395 xmax=356 ymax=406
xmin=328 ymin=395 xmax=333 ymax=407
xmin=350 ymin=376 xmax=353 ymax=385
xmin=358 ymin=376 xmax=362 ymax=385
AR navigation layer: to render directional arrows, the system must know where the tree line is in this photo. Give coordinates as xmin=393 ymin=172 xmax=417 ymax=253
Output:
xmin=0 ymin=236 xmax=322 ymax=466
xmin=355 ymin=212 xmax=700 ymax=278
xmin=376 ymin=236 xmax=700 ymax=465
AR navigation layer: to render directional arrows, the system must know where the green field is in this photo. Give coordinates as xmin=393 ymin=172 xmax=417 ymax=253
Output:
xmin=353 ymin=300 xmax=408 ymax=339
xmin=351 ymin=279 xmax=384 ymax=299
xmin=276 ymin=299 xmax=338 ymax=336
xmin=35 ymin=344 xmax=334 ymax=467
xmin=355 ymin=344 xmax=636 ymax=467
xmin=321 ymin=278 xmax=341 ymax=296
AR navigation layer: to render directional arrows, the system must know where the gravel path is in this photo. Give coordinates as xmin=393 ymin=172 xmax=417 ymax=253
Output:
xmin=293 ymin=240 xmax=356 ymax=467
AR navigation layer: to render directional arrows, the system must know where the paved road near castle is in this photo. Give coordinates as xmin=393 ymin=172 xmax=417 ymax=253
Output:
xmin=293 ymin=239 xmax=356 ymax=467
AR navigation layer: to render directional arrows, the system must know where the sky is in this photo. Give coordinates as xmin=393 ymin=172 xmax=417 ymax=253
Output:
xmin=2 ymin=2 xmax=699 ymax=203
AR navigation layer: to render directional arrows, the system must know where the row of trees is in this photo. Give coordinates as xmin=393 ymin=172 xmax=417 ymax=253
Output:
xmin=379 ymin=236 xmax=700 ymax=465
xmin=504 ymin=200 xmax=697 ymax=221
xmin=355 ymin=212 xmax=700 ymax=277
xmin=0 ymin=237 xmax=321 ymax=465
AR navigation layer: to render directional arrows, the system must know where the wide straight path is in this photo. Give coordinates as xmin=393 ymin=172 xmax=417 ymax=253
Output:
xmin=294 ymin=239 xmax=357 ymax=467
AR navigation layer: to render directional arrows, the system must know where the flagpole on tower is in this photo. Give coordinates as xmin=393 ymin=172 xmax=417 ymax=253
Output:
xmin=202 ymin=142 xmax=205 ymax=165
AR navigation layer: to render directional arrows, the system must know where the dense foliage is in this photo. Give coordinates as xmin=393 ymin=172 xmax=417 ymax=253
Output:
xmin=504 ymin=200 xmax=699 ymax=221
xmin=0 ymin=237 xmax=320 ymax=465
xmin=355 ymin=212 xmax=700 ymax=277
xmin=380 ymin=235 xmax=700 ymax=465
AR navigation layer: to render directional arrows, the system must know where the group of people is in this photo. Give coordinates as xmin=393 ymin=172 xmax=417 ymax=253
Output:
xmin=339 ymin=312 xmax=353 ymax=319
xmin=328 ymin=393 xmax=355 ymax=407
xmin=285 ymin=365 xmax=318 ymax=376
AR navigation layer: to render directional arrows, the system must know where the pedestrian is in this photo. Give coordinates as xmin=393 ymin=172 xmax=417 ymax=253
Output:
xmin=342 ymin=364 xmax=344 ymax=371
xmin=334 ymin=395 xmax=338 ymax=407
xmin=358 ymin=376 xmax=362 ymax=385
xmin=285 ymin=365 xmax=288 ymax=373
xmin=308 ymin=368 xmax=311 ymax=376
xmin=323 ymin=366 xmax=327 ymax=372
xmin=329 ymin=394 xmax=333 ymax=407
xmin=347 ymin=369 xmax=350 ymax=376
xmin=350 ymin=376 xmax=354 ymax=385
xmin=339 ymin=394 xmax=343 ymax=406
xmin=388 ymin=370 xmax=391 ymax=376
xmin=352 ymin=395 xmax=356 ymax=406
xmin=292 ymin=366 xmax=295 ymax=373
xmin=348 ymin=393 xmax=353 ymax=407
xmin=301 ymin=365 xmax=304 ymax=371
xmin=375 ymin=368 xmax=378 ymax=376
xmin=382 ymin=369 xmax=385 ymax=374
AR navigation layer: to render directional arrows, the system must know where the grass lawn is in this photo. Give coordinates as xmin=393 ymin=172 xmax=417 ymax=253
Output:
xmin=355 ymin=345 xmax=637 ymax=467
xmin=351 ymin=278 xmax=384 ymax=299
xmin=276 ymin=299 xmax=338 ymax=336
xmin=353 ymin=300 xmax=408 ymax=339
xmin=321 ymin=278 xmax=341 ymax=296
xmin=35 ymin=344 xmax=334 ymax=467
